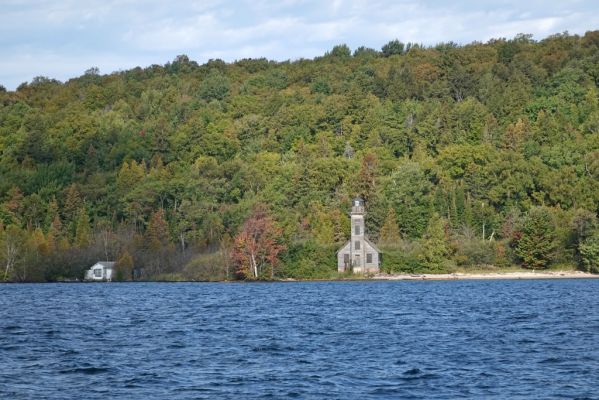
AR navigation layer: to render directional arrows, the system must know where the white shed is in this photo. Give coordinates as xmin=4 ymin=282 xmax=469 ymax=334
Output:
xmin=85 ymin=262 xmax=115 ymax=281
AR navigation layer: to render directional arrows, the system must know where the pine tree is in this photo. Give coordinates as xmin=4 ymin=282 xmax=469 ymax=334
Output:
xmin=357 ymin=152 xmax=378 ymax=201
xmin=379 ymin=208 xmax=401 ymax=246
xmin=146 ymin=209 xmax=170 ymax=251
xmin=145 ymin=209 xmax=171 ymax=275
xmin=418 ymin=214 xmax=449 ymax=271
xmin=62 ymin=184 xmax=82 ymax=225
xmin=74 ymin=208 xmax=91 ymax=248
xmin=45 ymin=196 xmax=59 ymax=230
xmin=516 ymin=207 xmax=557 ymax=269
xmin=115 ymin=251 xmax=134 ymax=281
xmin=47 ymin=214 xmax=65 ymax=251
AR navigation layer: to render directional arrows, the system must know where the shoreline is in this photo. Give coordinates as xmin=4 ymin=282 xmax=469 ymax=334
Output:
xmin=2 ymin=270 xmax=598 ymax=284
xmin=371 ymin=270 xmax=599 ymax=281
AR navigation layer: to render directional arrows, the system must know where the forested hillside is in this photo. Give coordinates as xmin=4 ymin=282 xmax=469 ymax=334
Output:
xmin=1 ymin=32 xmax=599 ymax=281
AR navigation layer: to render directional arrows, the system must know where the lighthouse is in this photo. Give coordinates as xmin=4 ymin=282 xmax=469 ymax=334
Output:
xmin=336 ymin=197 xmax=381 ymax=274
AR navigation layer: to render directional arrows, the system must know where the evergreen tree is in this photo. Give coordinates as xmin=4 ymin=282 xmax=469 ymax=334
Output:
xmin=62 ymin=184 xmax=82 ymax=227
xmin=74 ymin=208 xmax=91 ymax=248
xmin=382 ymin=39 xmax=405 ymax=56
xmin=579 ymin=234 xmax=599 ymax=273
xmin=146 ymin=209 xmax=170 ymax=251
xmin=418 ymin=214 xmax=449 ymax=271
xmin=47 ymin=214 xmax=65 ymax=251
xmin=385 ymin=162 xmax=433 ymax=238
xmin=379 ymin=208 xmax=401 ymax=246
xmin=114 ymin=251 xmax=134 ymax=281
xmin=516 ymin=207 xmax=557 ymax=269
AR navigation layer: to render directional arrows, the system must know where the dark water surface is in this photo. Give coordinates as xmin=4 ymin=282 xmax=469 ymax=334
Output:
xmin=1 ymin=280 xmax=598 ymax=399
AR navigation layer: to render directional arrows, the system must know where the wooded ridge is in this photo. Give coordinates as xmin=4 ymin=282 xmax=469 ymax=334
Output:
xmin=1 ymin=32 xmax=599 ymax=281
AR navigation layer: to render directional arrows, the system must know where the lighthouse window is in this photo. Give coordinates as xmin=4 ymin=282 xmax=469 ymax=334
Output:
xmin=354 ymin=225 xmax=360 ymax=235
xmin=355 ymin=241 xmax=360 ymax=250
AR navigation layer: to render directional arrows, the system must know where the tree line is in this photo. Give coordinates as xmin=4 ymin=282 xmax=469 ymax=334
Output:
xmin=1 ymin=31 xmax=599 ymax=281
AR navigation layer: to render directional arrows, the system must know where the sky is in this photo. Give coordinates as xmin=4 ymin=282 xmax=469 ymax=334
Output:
xmin=1 ymin=0 xmax=599 ymax=90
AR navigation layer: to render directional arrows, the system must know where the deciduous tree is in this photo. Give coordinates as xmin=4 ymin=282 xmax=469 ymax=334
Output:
xmin=232 ymin=207 xmax=286 ymax=279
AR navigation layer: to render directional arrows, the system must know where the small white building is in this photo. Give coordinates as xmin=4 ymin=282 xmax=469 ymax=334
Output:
xmin=337 ymin=197 xmax=381 ymax=274
xmin=85 ymin=262 xmax=115 ymax=281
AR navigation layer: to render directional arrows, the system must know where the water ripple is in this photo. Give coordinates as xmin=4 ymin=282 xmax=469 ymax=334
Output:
xmin=1 ymin=280 xmax=598 ymax=399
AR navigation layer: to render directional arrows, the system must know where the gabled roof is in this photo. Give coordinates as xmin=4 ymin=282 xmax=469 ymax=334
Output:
xmin=93 ymin=261 xmax=115 ymax=268
xmin=336 ymin=237 xmax=381 ymax=254
xmin=364 ymin=237 xmax=381 ymax=253
xmin=336 ymin=241 xmax=350 ymax=254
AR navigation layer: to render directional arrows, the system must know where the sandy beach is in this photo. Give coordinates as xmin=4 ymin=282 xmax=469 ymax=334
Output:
xmin=373 ymin=270 xmax=599 ymax=281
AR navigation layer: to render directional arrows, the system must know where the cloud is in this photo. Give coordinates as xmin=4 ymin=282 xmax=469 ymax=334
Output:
xmin=1 ymin=0 xmax=598 ymax=90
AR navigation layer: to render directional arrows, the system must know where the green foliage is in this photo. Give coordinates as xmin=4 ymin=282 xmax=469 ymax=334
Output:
xmin=417 ymin=214 xmax=450 ymax=271
xmin=279 ymin=240 xmax=337 ymax=279
xmin=183 ymin=252 xmax=227 ymax=281
xmin=1 ymin=31 xmax=599 ymax=280
xmin=380 ymin=246 xmax=421 ymax=274
xmin=198 ymin=70 xmax=230 ymax=101
xmin=579 ymin=234 xmax=599 ymax=273
xmin=516 ymin=207 xmax=557 ymax=269
xmin=74 ymin=207 xmax=91 ymax=247
xmin=379 ymin=208 xmax=401 ymax=246
xmin=328 ymin=44 xmax=351 ymax=59
xmin=382 ymin=39 xmax=405 ymax=56
xmin=114 ymin=251 xmax=134 ymax=281
xmin=385 ymin=162 xmax=433 ymax=238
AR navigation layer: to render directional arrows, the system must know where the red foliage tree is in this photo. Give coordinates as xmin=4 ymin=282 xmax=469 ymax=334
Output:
xmin=232 ymin=207 xmax=286 ymax=280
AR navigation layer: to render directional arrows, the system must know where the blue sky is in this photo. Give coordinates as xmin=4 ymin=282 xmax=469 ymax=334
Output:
xmin=1 ymin=0 xmax=598 ymax=90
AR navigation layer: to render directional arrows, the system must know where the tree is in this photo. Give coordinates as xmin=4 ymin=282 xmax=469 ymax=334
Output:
xmin=417 ymin=214 xmax=450 ymax=271
xmin=114 ymin=251 xmax=134 ymax=281
xmin=357 ymin=152 xmax=378 ymax=201
xmin=144 ymin=209 xmax=173 ymax=275
xmin=62 ymin=184 xmax=82 ymax=226
xmin=198 ymin=69 xmax=230 ymax=101
xmin=329 ymin=44 xmax=351 ymax=58
xmin=232 ymin=206 xmax=286 ymax=279
xmin=1 ymin=225 xmax=26 ymax=281
xmin=385 ymin=162 xmax=433 ymax=238
xmin=146 ymin=209 xmax=170 ymax=250
xmin=47 ymin=214 xmax=66 ymax=252
xmin=516 ymin=207 xmax=557 ymax=269
xmin=382 ymin=39 xmax=405 ymax=56
xmin=74 ymin=208 xmax=91 ymax=247
xmin=96 ymin=219 xmax=117 ymax=261
xmin=219 ymin=233 xmax=234 ymax=280
xmin=579 ymin=234 xmax=599 ymax=273
xmin=379 ymin=208 xmax=401 ymax=246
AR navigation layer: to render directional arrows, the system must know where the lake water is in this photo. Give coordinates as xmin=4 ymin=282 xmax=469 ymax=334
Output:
xmin=1 ymin=280 xmax=598 ymax=399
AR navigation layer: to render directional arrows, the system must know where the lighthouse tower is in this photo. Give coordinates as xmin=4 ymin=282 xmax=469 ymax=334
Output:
xmin=336 ymin=197 xmax=381 ymax=274
xmin=350 ymin=197 xmax=366 ymax=273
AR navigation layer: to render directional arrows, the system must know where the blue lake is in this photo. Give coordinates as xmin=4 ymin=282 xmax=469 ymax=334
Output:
xmin=1 ymin=280 xmax=598 ymax=399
